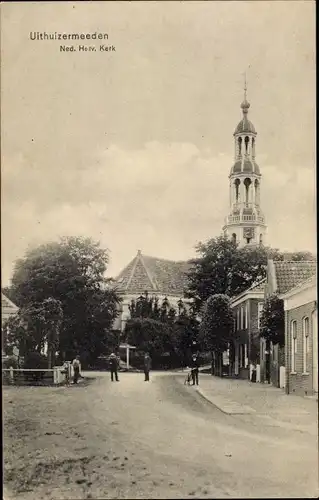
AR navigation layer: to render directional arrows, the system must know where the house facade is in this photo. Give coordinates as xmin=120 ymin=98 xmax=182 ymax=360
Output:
xmin=261 ymin=259 xmax=317 ymax=388
xmin=230 ymin=280 xmax=265 ymax=381
xmin=280 ymin=275 xmax=317 ymax=397
xmin=1 ymin=292 xmax=19 ymax=356
xmin=113 ymin=250 xmax=191 ymax=332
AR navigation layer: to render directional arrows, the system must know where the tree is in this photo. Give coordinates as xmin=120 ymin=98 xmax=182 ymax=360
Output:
xmin=3 ymin=314 xmax=28 ymax=357
xmin=4 ymin=303 xmax=46 ymax=356
xmin=124 ymin=317 xmax=172 ymax=363
xmin=4 ymin=298 xmax=62 ymax=368
xmin=186 ymin=235 xmax=314 ymax=313
xmin=124 ymin=294 xmax=199 ymax=369
xmin=42 ymin=298 xmax=63 ymax=368
xmin=171 ymin=302 xmax=199 ymax=367
xmin=199 ymin=294 xmax=233 ymax=376
xmin=6 ymin=236 xmax=120 ymax=364
xmin=128 ymin=292 xmax=161 ymax=321
xmin=260 ymin=295 xmax=285 ymax=348
xmin=282 ymin=251 xmax=316 ymax=262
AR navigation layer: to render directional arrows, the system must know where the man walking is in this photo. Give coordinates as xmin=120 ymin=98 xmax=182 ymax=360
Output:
xmin=144 ymin=352 xmax=151 ymax=381
xmin=72 ymin=356 xmax=80 ymax=384
xmin=191 ymin=354 xmax=199 ymax=386
xmin=109 ymin=352 xmax=119 ymax=382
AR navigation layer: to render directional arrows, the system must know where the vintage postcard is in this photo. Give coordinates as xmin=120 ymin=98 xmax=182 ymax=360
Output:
xmin=1 ymin=1 xmax=317 ymax=499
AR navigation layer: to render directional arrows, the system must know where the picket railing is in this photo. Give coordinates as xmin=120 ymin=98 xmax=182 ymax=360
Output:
xmin=2 ymin=366 xmax=69 ymax=386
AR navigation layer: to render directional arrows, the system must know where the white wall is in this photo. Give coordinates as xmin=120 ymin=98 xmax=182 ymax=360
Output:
xmin=283 ymin=285 xmax=316 ymax=311
xmin=114 ymin=293 xmax=190 ymax=331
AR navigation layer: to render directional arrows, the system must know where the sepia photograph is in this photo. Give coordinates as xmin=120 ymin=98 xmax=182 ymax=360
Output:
xmin=1 ymin=1 xmax=317 ymax=499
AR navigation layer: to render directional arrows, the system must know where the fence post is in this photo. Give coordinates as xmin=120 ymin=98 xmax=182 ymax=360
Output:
xmin=9 ymin=366 xmax=14 ymax=383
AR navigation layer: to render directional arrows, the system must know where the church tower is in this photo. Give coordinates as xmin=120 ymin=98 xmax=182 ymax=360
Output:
xmin=223 ymin=81 xmax=267 ymax=247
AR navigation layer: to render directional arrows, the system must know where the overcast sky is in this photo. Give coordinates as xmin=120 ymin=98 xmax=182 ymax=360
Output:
xmin=1 ymin=1 xmax=316 ymax=286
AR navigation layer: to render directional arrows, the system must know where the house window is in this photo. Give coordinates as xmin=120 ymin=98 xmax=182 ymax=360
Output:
xmin=257 ymin=303 xmax=263 ymax=330
xmin=303 ymin=317 xmax=310 ymax=373
xmin=291 ymin=320 xmax=297 ymax=373
xmin=240 ymin=306 xmax=244 ymax=329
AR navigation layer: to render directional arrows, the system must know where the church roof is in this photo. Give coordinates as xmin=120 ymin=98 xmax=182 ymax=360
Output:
xmin=231 ymin=159 xmax=260 ymax=175
xmin=234 ymin=89 xmax=257 ymax=135
xmin=273 ymin=260 xmax=317 ymax=295
xmin=234 ymin=117 xmax=256 ymax=135
xmin=115 ymin=250 xmax=191 ymax=296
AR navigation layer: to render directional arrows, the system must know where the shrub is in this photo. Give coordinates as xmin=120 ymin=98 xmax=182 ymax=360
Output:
xmin=23 ymin=351 xmax=48 ymax=382
xmin=23 ymin=351 xmax=48 ymax=369
xmin=2 ymin=356 xmax=19 ymax=369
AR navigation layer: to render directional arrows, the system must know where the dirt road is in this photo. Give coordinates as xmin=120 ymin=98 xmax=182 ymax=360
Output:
xmin=3 ymin=372 xmax=318 ymax=499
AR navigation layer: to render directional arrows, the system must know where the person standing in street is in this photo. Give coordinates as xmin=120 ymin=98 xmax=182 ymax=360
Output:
xmin=191 ymin=354 xmax=199 ymax=386
xmin=109 ymin=352 xmax=119 ymax=382
xmin=144 ymin=352 xmax=151 ymax=381
xmin=72 ymin=356 xmax=80 ymax=384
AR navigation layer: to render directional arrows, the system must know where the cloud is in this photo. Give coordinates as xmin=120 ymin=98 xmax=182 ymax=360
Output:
xmin=2 ymin=142 xmax=316 ymax=285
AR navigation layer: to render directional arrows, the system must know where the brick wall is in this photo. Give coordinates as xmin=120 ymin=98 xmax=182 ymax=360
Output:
xmin=249 ymin=298 xmax=262 ymax=363
xmin=231 ymin=298 xmax=263 ymax=379
xmin=285 ymin=301 xmax=316 ymax=396
xmin=270 ymin=343 xmax=284 ymax=388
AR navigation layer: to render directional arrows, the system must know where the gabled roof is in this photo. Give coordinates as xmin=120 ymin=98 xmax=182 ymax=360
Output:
xmin=115 ymin=250 xmax=191 ymax=296
xmin=279 ymin=273 xmax=317 ymax=299
xmin=1 ymin=293 xmax=18 ymax=312
xmin=230 ymin=278 xmax=266 ymax=306
xmin=248 ymin=278 xmax=266 ymax=293
xmin=2 ymin=293 xmax=18 ymax=327
xmin=272 ymin=260 xmax=317 ymax=295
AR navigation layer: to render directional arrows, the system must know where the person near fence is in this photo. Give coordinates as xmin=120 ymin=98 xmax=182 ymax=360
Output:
xmin=191 ymin=354 xmax=199 ymax=386
xmin=109 ymin=352 xmax=119 ymax=382
xmin=72 ymin=356 xmax=80 ymax=384
xmin=144 ymin=352 xmax=152 ymax=381
xmin=61 ymin=361 xmax=70 ymax=386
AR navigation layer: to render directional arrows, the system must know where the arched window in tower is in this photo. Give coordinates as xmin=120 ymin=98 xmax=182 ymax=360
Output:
xmin=245 ymin=136 xmax=249 ymax=154
xmin=234 ymin=178 xmax=240 ymax=203
xmin=259 ymin=234 xmax=263 ymax=245
xmin=244 ymin=178 xmax=251 ymax=205
xmin=238 ymin=137 xmax=242 ymax=156
xmin=252 ymin=137 xmax=255 ymax=157
xmin=232 ymin=233 xmax=237 ymax=244
xmin=254 ymin=179 xmax=259 ymax=205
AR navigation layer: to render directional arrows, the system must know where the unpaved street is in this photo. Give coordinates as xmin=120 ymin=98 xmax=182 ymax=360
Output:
xmin=3 ymin=372 xmax=318 ymax=499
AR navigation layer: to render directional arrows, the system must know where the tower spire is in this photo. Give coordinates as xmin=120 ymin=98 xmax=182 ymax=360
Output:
xmin=241 ymin=72 xmax=250 ymax=115
xmin=244 ymin=72 xmax=247 ymax=101
xmin=224 ymin=82 xmax=266 ymax=248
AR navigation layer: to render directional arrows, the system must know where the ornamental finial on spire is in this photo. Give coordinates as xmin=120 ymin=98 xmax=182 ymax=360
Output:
xmin=244 ymin=72 xmax=247 ymax=100
xmin=241 ymin=71 xmax=250 ymax=114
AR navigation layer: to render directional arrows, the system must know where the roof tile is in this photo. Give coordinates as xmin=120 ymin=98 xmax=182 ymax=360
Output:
xmin=274 ymin=261 xmax=317 ymax=294
xmin=115 ymin=252 xmax=191 ymax=296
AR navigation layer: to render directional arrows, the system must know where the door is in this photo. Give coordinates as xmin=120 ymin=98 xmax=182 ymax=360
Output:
xmin=312 ymin=309 xmax=318 ymax=393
